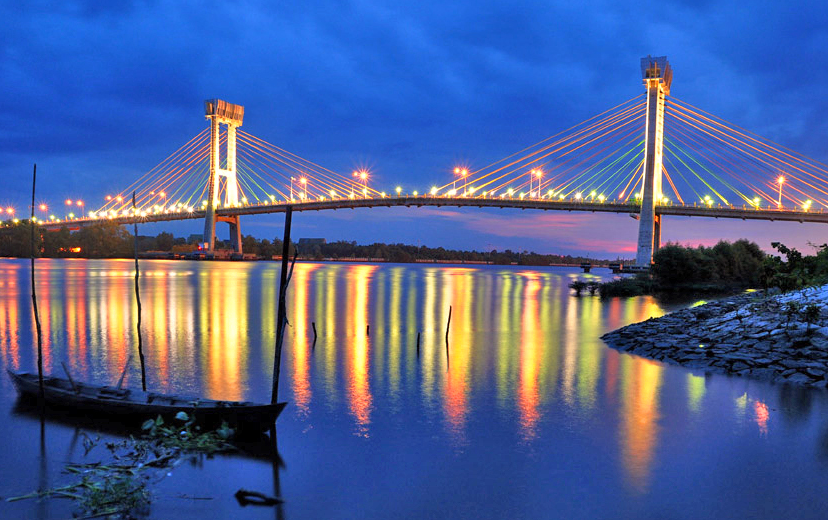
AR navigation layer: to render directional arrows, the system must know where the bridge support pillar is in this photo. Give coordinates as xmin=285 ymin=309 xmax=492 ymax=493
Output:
xmin=203 ymin=99 xmax=244 ymax=253
xmin=215 ymin=215 xmax=242 ymax=254
xmin=635 ymin=56 xmax=672 ymax=266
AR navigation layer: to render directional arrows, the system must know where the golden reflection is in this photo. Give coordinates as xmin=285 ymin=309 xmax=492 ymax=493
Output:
xmin=202 ymin=265 xmax=247 ymax=400
xmin=0 ymin=264 xmax=22 ymax=370
xmin=290 ymin=263 xmax=318 ymax=415
xmin=576 ymin=295 xmax=602 ymax=410
xmin=687 ymin=373 xmax=706 ymax=413
xmin=442 ymin=268 xmax=473 ymax=443
xmin=517 ymin=272 xmax=541 ymax=441
xmin=346 ymin=264 xmax=377 ymax=435
xmin=321 ymin=267 xmax=339 ymax=401
xmin=387 ymin=267 xmax=404 ymax=402
xmin=619 ymin=357 xmax=663 ymax=493
xmin=0 ymin=258 xmax=696 ymax=482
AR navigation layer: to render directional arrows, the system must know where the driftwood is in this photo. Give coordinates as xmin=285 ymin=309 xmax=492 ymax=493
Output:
xmin=235 ymin=488 xmax=283 ymax=506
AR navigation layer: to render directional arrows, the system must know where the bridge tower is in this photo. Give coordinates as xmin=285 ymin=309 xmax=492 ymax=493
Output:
xmin=635 ymin=56 xmax=672 ymax=266
xmin=203 ymin=99 xmax=245 ymax=253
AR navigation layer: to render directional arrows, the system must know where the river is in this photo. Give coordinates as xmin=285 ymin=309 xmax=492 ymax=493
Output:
xmin=0 ymin=258 xmax=827 ymax=519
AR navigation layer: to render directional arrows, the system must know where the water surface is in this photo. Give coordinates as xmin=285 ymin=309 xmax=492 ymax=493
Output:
xmin=1 ymin=258 xmax=827 ymax=519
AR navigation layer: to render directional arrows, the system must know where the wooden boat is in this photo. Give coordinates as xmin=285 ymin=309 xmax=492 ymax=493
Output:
xmin=8 ymin=370 xmax=286 ymax=435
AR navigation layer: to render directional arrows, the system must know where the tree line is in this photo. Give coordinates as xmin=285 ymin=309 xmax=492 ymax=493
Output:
xmin=0 ymin=221 xmax=627 ymax=265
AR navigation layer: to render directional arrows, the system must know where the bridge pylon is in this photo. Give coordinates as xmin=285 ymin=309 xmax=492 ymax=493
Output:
xmin=203 ymin=99 xmax=244 ymax=253
xmin=635 ymin=56 xmax=672 ymax=266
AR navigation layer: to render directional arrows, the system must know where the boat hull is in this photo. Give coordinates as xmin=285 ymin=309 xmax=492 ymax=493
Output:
xmin=8 ymin=371 xmax=286 ymax=435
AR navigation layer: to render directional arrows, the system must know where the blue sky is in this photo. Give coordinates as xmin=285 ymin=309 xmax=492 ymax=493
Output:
xmin=2 ymin=0 xmax=828 ymax=256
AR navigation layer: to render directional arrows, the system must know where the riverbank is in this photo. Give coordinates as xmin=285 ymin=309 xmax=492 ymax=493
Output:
xmin=602 ymin=286 xmax=828 ymax=388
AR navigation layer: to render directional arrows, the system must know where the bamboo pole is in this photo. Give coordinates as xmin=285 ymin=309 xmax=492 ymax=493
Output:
xmin=271 ymin=206 xmax=293 ymax=404
xmin=133 ymin=192 xmax=147 ymax=391
xmin=30 ymin=164 xmax=44 ymax=401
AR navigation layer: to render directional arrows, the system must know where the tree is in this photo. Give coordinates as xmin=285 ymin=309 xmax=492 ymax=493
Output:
xmin=155 ymin=232 xmax=174 ymax=251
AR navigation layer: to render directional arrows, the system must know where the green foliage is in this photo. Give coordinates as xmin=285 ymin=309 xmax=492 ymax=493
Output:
xmin=760 ymin=242 xmax=828 ymax=291
xmin=80 ymin=474 xmax=150 ymax=517
xmin=804 ymin=303 xmax=821 ymax=333
xmin=650 ymin=240 xmax=764 ymax=288
xmin=586 ymin=281 xmax=601 ymax=296
xmin=785 ymin=301 xmax=803 ymax=331
xmin=140 ymin=412 xmax=235 ymax=454
xmin=0 ymin=220 xmax=42 ymax=257
xmin=568 ymin=280 xmax=588 ymax=296
xmin=598 ymin=275 xmax=655 ymax=297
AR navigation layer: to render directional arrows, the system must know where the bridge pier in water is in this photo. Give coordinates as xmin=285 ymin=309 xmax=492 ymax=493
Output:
xmin=635 ymin=56 xmax=672 ymax=266
xmin=203 ymin=99 xmax=245 ymax=253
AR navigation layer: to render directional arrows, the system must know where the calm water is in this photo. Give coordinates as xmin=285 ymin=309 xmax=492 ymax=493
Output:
xmin=1 ymin=258 xmax=827 ymax=519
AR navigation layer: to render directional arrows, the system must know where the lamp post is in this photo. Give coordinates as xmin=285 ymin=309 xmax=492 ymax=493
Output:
xmin=290 ymin=176 xmax=295 ymax=200
xmin=300 ymin=177 xmax=307 ymax=199
xmin=777 ymin=175 xmax=785 ymax=209
xmin=530 ymin=169 xmax=543 ymax=197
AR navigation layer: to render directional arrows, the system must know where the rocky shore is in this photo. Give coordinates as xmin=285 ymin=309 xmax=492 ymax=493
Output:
xmin=601 ymin=286 xmax=828 ymax=388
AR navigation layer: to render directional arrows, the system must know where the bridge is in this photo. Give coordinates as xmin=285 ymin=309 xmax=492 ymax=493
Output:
xmin=21 ymin=56 xmax=828 ymax=265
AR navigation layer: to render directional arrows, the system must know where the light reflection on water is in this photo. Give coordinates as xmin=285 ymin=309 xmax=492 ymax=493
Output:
xmin=2 ymin=258 xmax=828 ymax=519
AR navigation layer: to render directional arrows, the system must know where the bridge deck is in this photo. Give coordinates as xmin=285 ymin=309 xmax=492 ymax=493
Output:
xmin=39 ymin=196 xmax=828 ymax=230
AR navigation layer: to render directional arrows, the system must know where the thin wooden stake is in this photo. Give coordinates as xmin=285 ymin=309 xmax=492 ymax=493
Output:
xmin=445 ymin=305 xmax=452 ymax=343
xmin=312 ymin=321 xmax=317 ymax=350
xmin=445 ymin=305 xmax=452 ymax=369
xmin=272 ymin=206 xmax=293 ymax=405
xmin=30 ymin=164 xmax=45 ymax=402
xmin=366 ymin=324 xmax=370 ymax=336
xmin=416 ymin=332 xmax=420 ymax=357
xmin=133 ymin=192 xmax=147 ymax=392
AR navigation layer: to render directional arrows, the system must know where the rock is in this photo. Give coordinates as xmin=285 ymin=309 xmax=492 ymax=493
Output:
xmin=786 ymin=372 xmax=814 ymax=384
xmin=805 ymin=367 xmax=826 ymax=378
xmin=780 ymin=359 xmax=808 ymax=370
xmin=600 ymin=287 xmax=828 ymax=387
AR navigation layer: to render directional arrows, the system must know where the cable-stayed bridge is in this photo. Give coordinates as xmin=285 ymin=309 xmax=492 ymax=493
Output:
xmin=33 ymin=56 xmax=828 ymax=265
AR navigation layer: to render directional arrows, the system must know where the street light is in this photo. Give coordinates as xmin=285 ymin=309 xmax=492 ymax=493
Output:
xmin=300 ymin=177 xmax=308 ymax=199
xmin=290 ymin=176 xmax=295 ymax=200
xmin=752 ymin=197 xmax=761 ymax=209
xmin=777 ymin=175 xmax=785 ymax=208
xmin=530 ymin=169 xmax=542 ymax=197
xmin=396 ymin=186 xmax=402 ymax=196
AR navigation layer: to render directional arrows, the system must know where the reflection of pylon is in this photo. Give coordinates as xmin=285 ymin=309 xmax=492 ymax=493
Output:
xmin=203 ymin=99 xmax=244 ymax=253
xmin=635 ymin=57 xmax=672 ymax=266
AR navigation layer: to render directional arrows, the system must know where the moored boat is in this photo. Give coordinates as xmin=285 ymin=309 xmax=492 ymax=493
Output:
xmin=8 ymin=370 xmax=286 ymax=435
